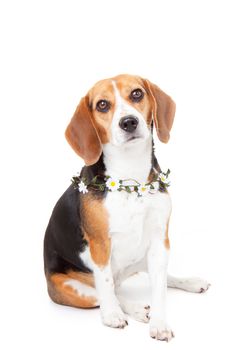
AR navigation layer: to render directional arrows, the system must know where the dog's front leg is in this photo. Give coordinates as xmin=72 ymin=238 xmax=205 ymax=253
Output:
xmin=93 ymin=262 xmax=128 ymax=328
xmin=147 ymin=232 xmax=174 ymax=341
xmin=81 ymin=195 xmax=127 ymax=328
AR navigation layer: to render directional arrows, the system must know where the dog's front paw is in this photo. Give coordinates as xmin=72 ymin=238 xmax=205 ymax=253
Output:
xmin=150 ymin=320 xmax=174 ymax=342
xmin=101 ymin=308 xmax=128 ymax=329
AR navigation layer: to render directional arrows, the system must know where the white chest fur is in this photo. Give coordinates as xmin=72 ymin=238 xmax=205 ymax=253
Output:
xmin=80 ymin=136 xmax=171 ymax=282
xmin=101 ymin=135 xmax=172 ymax=279
xmin=104 ymin=189 xmax=171 ymax=277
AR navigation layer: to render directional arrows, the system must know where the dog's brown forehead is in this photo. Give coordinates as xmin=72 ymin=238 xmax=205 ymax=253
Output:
xmin=88 ymin=79 xmax=114 ymax=104
xmin=88 ymin=74 xmax=144 ymax=103
xmin=114 ymin=74 xmax=144 ymax=92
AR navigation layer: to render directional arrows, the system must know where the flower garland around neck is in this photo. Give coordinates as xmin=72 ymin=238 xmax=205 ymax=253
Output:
xmin=71 ymin=169 xmax=170 ymax=197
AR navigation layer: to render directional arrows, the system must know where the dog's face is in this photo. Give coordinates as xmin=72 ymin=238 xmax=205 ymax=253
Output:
xmin=88 ymin=75 xmax=151 ymax=147
xmin=65 ymin=74 xmax=176 ymax=165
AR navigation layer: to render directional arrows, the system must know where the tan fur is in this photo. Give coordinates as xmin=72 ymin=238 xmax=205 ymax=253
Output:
xmin=89 ymin=80 xmax=115 ymax=144
xmin=164 ymin=220 xmax=170 ymax=250
xmin=143 ymin=79 xmax=176 ymax=143
xmin=47 ymin=272 xmax=98 ymax=308
xmin=81 ymin=194 xmax=111 ymax=267
xmin=66 ymin=270 xmax=95 ymax=287
xmin=65 ymin=96 xmax=102 ymax=165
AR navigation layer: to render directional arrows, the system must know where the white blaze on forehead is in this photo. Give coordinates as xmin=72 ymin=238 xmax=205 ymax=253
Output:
xmin=112 ymin=80 xmax=122 ymax=110
xmin=109 ymin=80 xmax=150 ymax=146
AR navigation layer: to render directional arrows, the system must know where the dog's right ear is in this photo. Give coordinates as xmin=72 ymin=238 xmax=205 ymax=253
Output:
xmin=65 ymin=96 xmax=102 ymax=166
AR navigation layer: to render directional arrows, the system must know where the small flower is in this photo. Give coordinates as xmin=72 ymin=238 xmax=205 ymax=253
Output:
xmin=159 ymin=172 xmax=170 ymax=185
xmin=106 ymin=178 xmax=120 ymax=191
xmin=78 ymin=180 xmax=88 ymax=194
xmin=137 ymin=183 xmax=150 ymax=196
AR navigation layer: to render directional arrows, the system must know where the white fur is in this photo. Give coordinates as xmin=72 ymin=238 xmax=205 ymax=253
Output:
xmin=105 ymin=182 xmax=171 ymax=278
xmin=167 ymin=275 xmax=210 ymax=293
xmin=64 ymin=279 xmax=97 ymax=299
xmin=147 ymin=235 xmax=173 ymax=340
xmin=105 ymin=181 xmax=172 ymax=339
xmin=92 ymin=263 xmax=128 ymax=328
xmin=116 ymin=296 xmax=150 ymax=323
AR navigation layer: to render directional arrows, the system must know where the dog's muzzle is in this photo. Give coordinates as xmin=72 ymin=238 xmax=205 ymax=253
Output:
xmin=119 ymin=115 xmax=139 ymax=133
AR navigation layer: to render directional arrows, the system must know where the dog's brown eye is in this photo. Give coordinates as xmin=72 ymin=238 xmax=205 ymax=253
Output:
xmin=96 ymin=100 xmax=110 ymax=113
xmin=130 ymin=88 xmax=144 ymax=102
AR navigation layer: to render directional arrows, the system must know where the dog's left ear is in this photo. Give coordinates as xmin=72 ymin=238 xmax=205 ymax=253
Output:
xmin=65 ymin=95 xmax=102 ymax=165
xmin=143 ymin=79 xmax=176 ymax=143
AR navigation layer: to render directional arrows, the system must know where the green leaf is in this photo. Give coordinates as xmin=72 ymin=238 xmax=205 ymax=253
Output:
xmin=91 ymin=175 xmax=98 ymax=184
xmin=125 ymin=186 xmax=131 ymax=193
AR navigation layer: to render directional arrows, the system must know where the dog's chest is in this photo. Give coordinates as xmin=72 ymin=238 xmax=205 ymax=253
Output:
xmin=104 ymin=191 xmax=171 ymax=273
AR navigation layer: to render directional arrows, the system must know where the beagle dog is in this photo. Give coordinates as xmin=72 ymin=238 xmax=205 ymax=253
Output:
xmin=44 ymin=74 xmax=210 ymax=341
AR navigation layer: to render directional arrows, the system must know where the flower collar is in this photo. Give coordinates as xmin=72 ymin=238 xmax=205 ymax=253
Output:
xmin=72 ymin=169 xmax=170 ymax=197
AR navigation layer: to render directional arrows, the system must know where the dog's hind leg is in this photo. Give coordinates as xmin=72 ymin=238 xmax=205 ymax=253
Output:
xmin=46 ymin=270 xmax=99 ymax=308
xmin=114 ymin=261 xmax=151 ymax=323
xmin=167 ymin=274 xmax=210 ymax=293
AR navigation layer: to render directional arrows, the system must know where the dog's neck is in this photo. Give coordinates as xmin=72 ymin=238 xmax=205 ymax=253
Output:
xmin=102 ymin=136 xmax=153 ymax=183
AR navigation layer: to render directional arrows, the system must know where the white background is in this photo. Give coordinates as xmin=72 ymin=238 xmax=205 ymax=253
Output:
xmin=1 ymin=0 xmax=233 ymax=349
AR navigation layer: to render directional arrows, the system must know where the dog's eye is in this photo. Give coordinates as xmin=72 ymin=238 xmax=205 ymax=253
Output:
xmin=96 ymin=100 xmax=110 ymax=113
xmin=130 ymin=88 xmax=144 ymax=102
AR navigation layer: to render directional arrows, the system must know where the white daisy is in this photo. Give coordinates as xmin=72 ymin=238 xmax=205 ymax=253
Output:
xmin=78 ymin=181 xmax=88 ymax=194
xmin=159 ymin=172 xmax=170 ymax=184
xmin=106 ymin=178 xmax=120 ymax=191
xmin=137 ymin=183 xmax=150 ymax=196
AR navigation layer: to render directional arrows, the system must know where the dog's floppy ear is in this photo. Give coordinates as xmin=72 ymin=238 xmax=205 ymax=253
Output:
xmin=65 ymin=95 xmax=102 ymax=165
xmin=143 ymin=79 xmax=176 ymax=143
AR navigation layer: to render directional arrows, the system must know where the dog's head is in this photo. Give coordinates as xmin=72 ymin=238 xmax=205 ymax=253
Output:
xmin=65 ymin=74 xmax=176 ymax=165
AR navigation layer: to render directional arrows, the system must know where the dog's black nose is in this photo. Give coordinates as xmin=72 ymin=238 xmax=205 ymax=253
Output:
xmin=119 ymin=116 xmax=139 ymax=133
